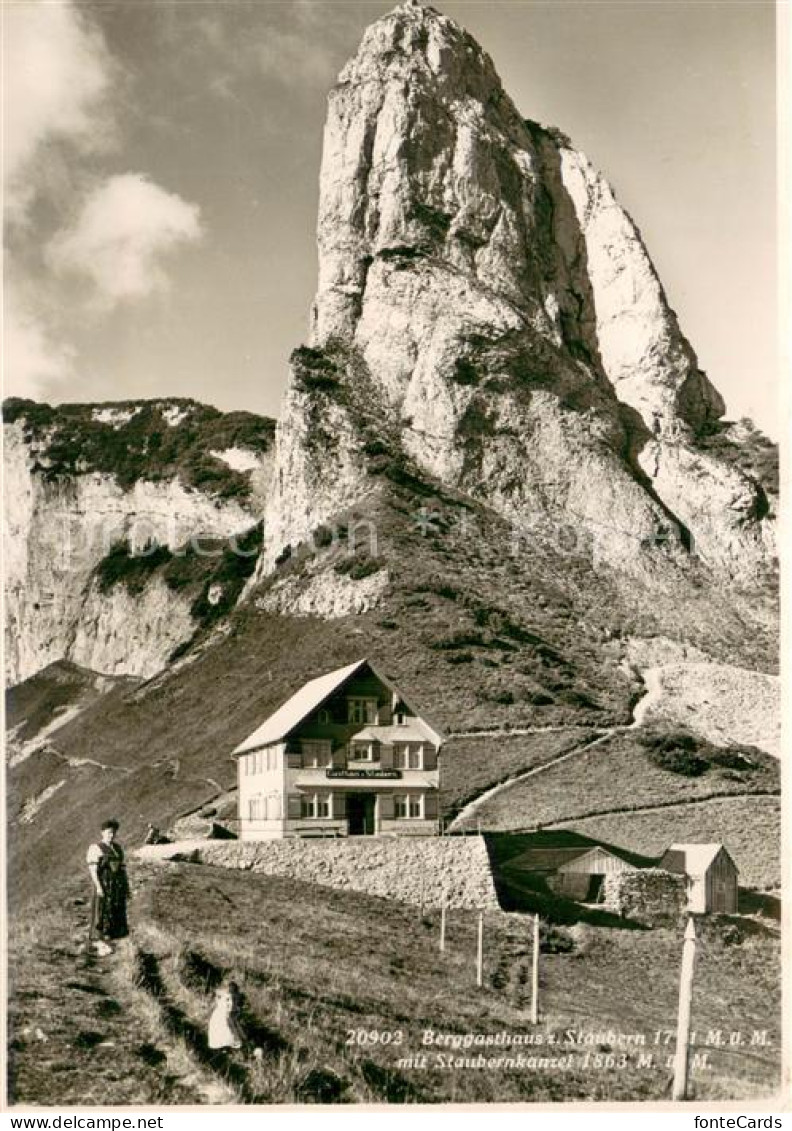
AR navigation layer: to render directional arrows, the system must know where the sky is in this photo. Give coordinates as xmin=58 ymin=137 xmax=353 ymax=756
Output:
xmin=3 ymin=0 xmax=779 ymax=437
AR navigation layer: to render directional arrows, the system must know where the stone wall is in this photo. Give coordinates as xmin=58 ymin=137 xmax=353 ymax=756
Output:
xmin=198 ymin=836 xmax=499 ymax=910
xmin=603 ymin=868 xmax=686 ymax=927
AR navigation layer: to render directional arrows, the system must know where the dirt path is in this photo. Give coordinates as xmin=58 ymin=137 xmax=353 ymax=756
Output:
xmin=543 ymin=789 xmax=780 ymax=828
xmin=624 ymin=660 xmax=781 ymax=756
xmin=448 ymin=724 xmax=611 ymax=739
xmin=447 ymin=730 xmax=617 ymax=831
xmin=630 ymin=667 xmax=662 ymax=728
xmin=6 ymin=896 xmax=208 ymax=1105
xmin=113 ymin=944 xmax=239 ymax=1104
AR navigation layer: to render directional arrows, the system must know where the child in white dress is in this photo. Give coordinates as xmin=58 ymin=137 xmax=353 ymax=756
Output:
xmin=208 ymin=981 xmax=245 ymax=1050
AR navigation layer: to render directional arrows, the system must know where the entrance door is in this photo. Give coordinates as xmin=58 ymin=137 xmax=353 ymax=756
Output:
xmin=347 ymin=793 xmax=375 ymax=836
xmin=586 ymin=875 xmax=605 ymax=903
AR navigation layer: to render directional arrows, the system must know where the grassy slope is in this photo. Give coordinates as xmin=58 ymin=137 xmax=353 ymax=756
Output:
xmin=549 ymin=797 xmax=782 ymax=891
xmin=7 ymin=863 xmax=781 ymax=1105
xmin=7 ymin=478 xmax=779 ymax=910
xmin=462 ymin=730 xmax=780 ymax=832
xmin=5 ymin=662 xmax=129 ymax=747
xmin=440 ymin=730 xmax=596 ymax=819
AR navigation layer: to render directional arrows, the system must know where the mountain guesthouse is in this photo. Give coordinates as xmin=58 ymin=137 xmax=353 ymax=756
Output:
xmin=233 ymin=660 xmax=443 ymax=839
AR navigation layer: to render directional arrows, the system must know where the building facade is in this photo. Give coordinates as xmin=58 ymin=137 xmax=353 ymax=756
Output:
xmin=234 ymin=659 xmax=443 ymax=840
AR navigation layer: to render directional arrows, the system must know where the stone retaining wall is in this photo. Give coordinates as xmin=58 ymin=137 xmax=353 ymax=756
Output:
xmin=604 ymin=868 xmax=686 ymax=927
xmin=198 ymin=836 xmax=499 ymax=910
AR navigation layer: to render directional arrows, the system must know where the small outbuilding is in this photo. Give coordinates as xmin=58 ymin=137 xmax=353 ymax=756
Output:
xmin=659 ymin=843 xmax=739 ymax=914
xmin=508 ymin=841 xmax=637 ymax=903
xmin=553 ymin=845 xmax=637 ymax=902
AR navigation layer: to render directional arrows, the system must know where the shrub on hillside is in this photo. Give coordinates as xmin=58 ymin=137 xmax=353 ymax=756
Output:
xmin=638 ymin=728 xmax=767 ymax=779
xmin=334 ymin=555 xmax=384 ymax=580
xmin=706 ymin=746 xmax=758 ymax=772
xmin=638 ymin=730 xmax=710 ymax=777
xmin=698 ymin=417 xmax=779 ymax=496
xmin=95 ymin=540 xmax=172 ymax=595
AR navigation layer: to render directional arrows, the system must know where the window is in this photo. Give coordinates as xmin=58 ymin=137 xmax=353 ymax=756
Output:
xmin=317 ymin=709 xmax=331 ymax=724
xmin=266 ymin=748 xmax=278 ymax=771
xmin=347 ymin=698 xmax=378 ymax=725
xmin=301 ymin=792 xmax=332 ymax=819
xmin=393 ymin=744 xmax=422 ymax=770
xmin=394 ymin=793 xmax=423 ymax=819
xmin=301 ymin=740 xmax=332 ymax=768
xmin=349 ymin=742 xmax=374 ymax=762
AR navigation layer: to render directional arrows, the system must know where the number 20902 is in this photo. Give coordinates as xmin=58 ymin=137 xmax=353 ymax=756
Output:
xmin=346 ymin=1029 xmax=404 ymax=1047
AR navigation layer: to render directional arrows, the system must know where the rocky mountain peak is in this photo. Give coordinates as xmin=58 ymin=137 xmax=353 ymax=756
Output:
xmin=313 ymin=0 xmax=722 ymax=433
xmin=261 ymin=1 xmax=774 ymax=588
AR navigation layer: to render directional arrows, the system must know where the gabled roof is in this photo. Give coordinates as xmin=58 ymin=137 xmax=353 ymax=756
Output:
xmin=233 ymin=658 xmax=444 ymax=756
xmin=234 ymin=660 xmax=366 ymax=755
xmin=661 ymin=843 xmax=737 ymax=875
xmin=506 ymin=846 xmax=593 ymax=875
xmin=556 ymin=845 xmax=636 ymax=873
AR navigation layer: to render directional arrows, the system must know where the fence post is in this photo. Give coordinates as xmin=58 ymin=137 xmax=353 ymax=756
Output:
xmin=440 ymin=903 xmax=447 ymax=954
xmin=672 ymin=916 xmax=698 ymax=1101
xmin=476 ymin=911 xmax=484 ymax=987
xmin=531 ymin=913 xmax=540 ymax=1025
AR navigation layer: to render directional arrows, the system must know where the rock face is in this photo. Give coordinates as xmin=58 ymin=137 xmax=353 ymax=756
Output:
xmin=262 ymin=1 xmax=775 ymax=583
xmin=4 ymin=401 xmax=274 ymax=684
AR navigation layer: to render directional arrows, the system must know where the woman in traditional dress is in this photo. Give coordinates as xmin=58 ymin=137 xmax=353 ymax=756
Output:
xmin=86 ymin=818 xmax=130 ymax=954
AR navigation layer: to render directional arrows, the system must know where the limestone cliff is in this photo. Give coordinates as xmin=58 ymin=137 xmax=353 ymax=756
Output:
xmin=4 ymin=399 xmax=273 ymax=684
xmin=261 ymin=1 xmax=775 ymax=584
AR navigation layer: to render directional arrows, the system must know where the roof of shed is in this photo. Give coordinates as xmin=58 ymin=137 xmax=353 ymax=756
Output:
xmin=661 ymin=843 xmax=737 ymax=875
xmin=506 ymin=846 xmax=593 ymax=875
xmin=556 ymin=845 xmax=636 ymax=873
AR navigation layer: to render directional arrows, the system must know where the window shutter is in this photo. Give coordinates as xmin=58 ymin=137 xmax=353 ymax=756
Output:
xmin=379 ymin=793 xmax=394 ymax=819
xmin=380 ymin=743 xmax=394 ymax=769
xmin=287 ymin=794 xmax=302 ymax=819
xmin=424 ymin=793 xmax=438 ymax=818
xmin=333 ymin=792 xmax=346 ymax=817
xmin=423 ymin=744 xmax=438 ymax=770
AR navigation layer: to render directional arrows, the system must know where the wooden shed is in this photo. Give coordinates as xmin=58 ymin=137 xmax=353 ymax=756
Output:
xmin=553 ymin=845 xmax=636 ymax=902
xmin=659 ymin=843 xmax=739 ymax=914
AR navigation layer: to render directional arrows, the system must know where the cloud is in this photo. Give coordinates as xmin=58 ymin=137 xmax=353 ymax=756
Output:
xmin=3 ymin=289 xmax=74 ymax=400
xmin=48 ymin=174 xmax=203 ymax=307
xmin=3 ymin=1 xmax=115 ymax=219
xmin=254 ymin=27 xmax=338 ymax=86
